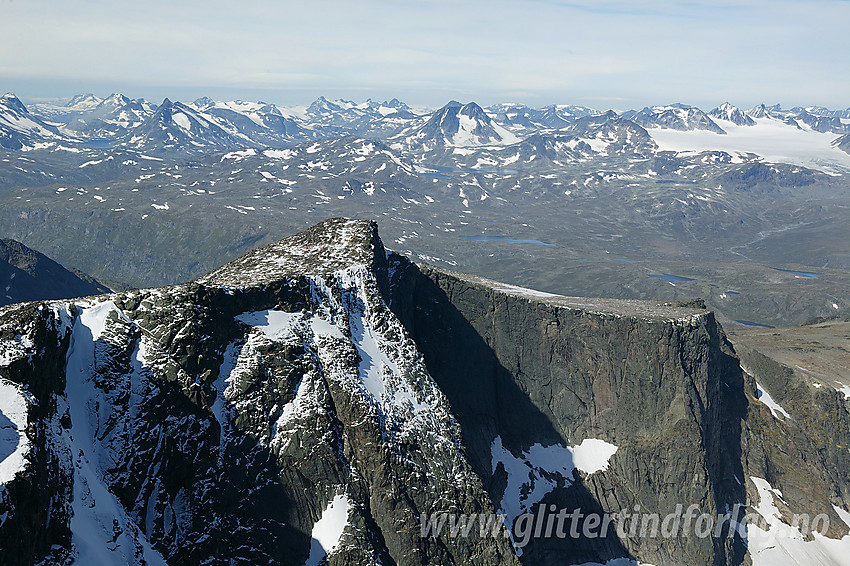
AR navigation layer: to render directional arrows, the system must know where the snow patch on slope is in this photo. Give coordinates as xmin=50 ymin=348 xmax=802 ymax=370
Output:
xmin=755 ymin=382 xmax=791 ymax=419
xmin=304 ymin=493 xmax=351 ymax=566
xmin=491 ymin=436 xmax=619 ymax=530
xmin=236 ymin=308 xmax=345 ymax=344
xmin=211 ymin=341 xmax=241 ymax=459
xmin=748 ymin=476 xmax=850 ymax=566
xmin=63 ymin=300 xmax=168 ymax=565
xmin=450 ymin=113 xmax=519 ymax=147
xmin=79 ymin=300 xmax=125 ymax=340
xmin=834 ymin=383 xmax=850 ymax=400
xmin=0 ymin=378 xmax=30 ymax=484
xmin=491 ymin=281 xmax=562 ymax=300
xmin=236 ymin=309 xmax=302 ymax=340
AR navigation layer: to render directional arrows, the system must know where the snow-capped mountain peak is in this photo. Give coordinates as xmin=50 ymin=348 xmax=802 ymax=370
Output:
xmin=382 ymin=97 xmax=406 ymax=109
xmin=194 ymin=99 xmax=312 ymax=144
xmin=1 ymin=93 xmax=30 ymax=116
xmin=746 ymin=103 xmax=782 ymax=119
xmin=151 ymin=99 xmax=218 ymax=133
xmin=708 ymin=102 xmax=756 ymax=126
xmin=98 ymin=93 xmax=131 ymax=108
xmin=308 ymin=96 xmax=347 ymax=116
xmin=624 ymin=103 xmax=727 ymax=134
xmin=191 ymin=96 xmax=216 ymax=111
xmin=395 ymin=100 xmax=520 ymax=150
xmin=67 ymin=93 xmax=103 ymax=111
xmin=0 ymin=93 xmax=67 ymax=150
xmin=117 ymin=98 xmax=247 ymax=154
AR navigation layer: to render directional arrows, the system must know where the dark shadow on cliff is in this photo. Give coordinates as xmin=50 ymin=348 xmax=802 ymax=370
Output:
xmin=0 ymin=410 xmax=19 ymax=464
xmin=388 ymin=256 xmax=636 ymax=565
xmin=704 ymin=323 xmax=749 ymax=566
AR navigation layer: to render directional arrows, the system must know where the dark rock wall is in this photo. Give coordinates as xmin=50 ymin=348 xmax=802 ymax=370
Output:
xmin=390 ymin=259 xmax=748 ymax=565
xmin=736 ymin=344 xmax=850 ymax=540
xmin=0 ymin=303 xmax=74 ymax=565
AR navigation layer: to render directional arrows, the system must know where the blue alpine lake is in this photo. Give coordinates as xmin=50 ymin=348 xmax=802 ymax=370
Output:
xmin=461 ymin=235 xmax=555 ymax=246
xmin=648 ymin=273 xmax=696 ymax=284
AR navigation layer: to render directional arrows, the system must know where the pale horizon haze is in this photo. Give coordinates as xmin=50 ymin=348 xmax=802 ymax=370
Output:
xmin=1 ymin=0 xmax=849 ymax=111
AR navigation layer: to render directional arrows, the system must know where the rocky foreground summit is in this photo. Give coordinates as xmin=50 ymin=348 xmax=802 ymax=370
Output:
xmin=1 ymin=219 xmax=850 ymax=565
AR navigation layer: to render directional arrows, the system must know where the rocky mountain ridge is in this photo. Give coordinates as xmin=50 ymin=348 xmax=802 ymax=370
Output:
xmin=8 ymin=92 xmax=849 ymax=159
xmin=623 ymin=104 xmax=728 ymax=134
xmin=0 ymin=94 xmax=65 ymax=150
xmin=3 ymin=219 xmax=850 ymax=565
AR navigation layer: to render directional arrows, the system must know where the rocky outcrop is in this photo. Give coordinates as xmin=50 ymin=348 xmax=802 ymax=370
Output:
xmin=0 ymin=219 xmax=517 ymax=565
xmin=709 ymin=103 xmax=756 ymax=127
xmin=835 ymin=133 xmax=850 ymax=155
xmin=735 ymin=344 xmax=850 ymax=538
xmin=0 ymin=302 xmax=75 ymax=565
xmin=2 ymin=218 xmax=850 ymax=565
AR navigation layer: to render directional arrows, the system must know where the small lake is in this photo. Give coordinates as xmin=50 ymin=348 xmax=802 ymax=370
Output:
xmin=80 ymin=139 xmax=114 ymax=149
xmin=420 ymin=165 xmax=521 ymax=179
xmin=611 ymin=259 xmax=634 ymax=264
xmin=735 ymin=320 xmax=776 ymax=328
xmin=772 ymin=268 xmax=823 ymax=279
xmin=461 ymin=235 xmax=555 ymax=246
xmin=648 ymin=273 xmax=696 ymax=284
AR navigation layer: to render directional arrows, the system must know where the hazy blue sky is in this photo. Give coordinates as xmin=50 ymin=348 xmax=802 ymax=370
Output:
xmin=2 ymin=0 xmax=848 ymax=110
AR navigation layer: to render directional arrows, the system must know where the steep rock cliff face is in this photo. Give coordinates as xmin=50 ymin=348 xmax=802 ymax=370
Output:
xmin=735 ymin=345 xmax=850 ymax=539
xmin=389 ymin=259 xmax=749 ymax=565
xmin=0 ymin=219 xmax=517 ymax=566
xmin=387 ymin=258 xmax=850 ymax=566
xmin=1 ymin=218 xmax=850 ymax=566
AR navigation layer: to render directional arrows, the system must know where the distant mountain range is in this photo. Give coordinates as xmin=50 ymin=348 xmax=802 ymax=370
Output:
xmin=622 ymin=103 xmax=728 ymax=134
xmin=4 ymin=92 xmax=850 ymax=159
xmin=2 ymin=89 xmax=850 ymax=332
xmin=485 ymin=102 xmax=597 ymax=132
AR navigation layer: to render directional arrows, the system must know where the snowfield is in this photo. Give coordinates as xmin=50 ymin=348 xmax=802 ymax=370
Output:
xmin=648 ymin=117 xmax=850 ymax=173
xmin=748 ymin=476 xmax=850 ymax=566
xmin=304 ymin=493 xmax=351 ymax=566
xmin=0 ymin=378 xmax=30 ymax=485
